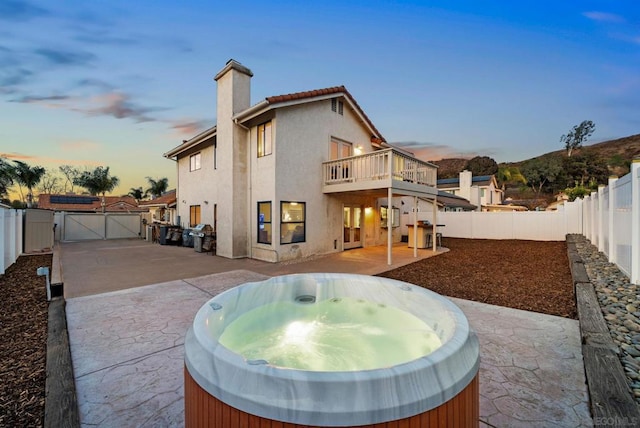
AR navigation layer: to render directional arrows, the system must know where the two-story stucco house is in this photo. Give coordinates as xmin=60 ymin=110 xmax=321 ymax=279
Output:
xmin=163 ymin=60 xmax=438 ymax=263
xmin=437 ymin=170 xmax=503 ymax=210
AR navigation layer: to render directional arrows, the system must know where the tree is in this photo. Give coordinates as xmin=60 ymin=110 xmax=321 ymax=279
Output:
xmin=12 ymin=160 xmax=46 ymax=208
xmin=520 ymin=157 xmax=563 ymax=201
xmin=59 ymin=165 xmax=81 ymax=193
xmin=73 ymin=166 xmax=120 ymax=212
xmin=146 ymin=177 xmax=169 ymax=198
xmin=464 ymin=156 xmax=498 ymax=176
xmin=560 ymin=120 xmax=595 ymax=157
xmin=38 ymin=168 xmax=64 ymax=194
xmin=563 ymin=150 xmax=608 ymax=188
xmin=128 ymin=186 xmax=146 ymax=200
xmin=496 ymin=165 xmax=527 ymax=191
xmin=0 ymin=158 xmax=14 ymax=199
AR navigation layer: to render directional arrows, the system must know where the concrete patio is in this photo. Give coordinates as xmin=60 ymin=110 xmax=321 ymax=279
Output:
xmin=60 ymin=240 xmax=593 ymax=427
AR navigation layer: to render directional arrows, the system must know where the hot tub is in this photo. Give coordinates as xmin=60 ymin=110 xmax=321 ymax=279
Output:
xmin=184 ymin=273 xmax=480 ymax=427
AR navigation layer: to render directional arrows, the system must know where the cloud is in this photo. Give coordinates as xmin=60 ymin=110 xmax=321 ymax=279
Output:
xmin=391 ymin=141 xmax=490 ymax=162
xmin=59 ymin=140 xmax=102 ymax=152
xmin=73 ymin=29 xmax=137 ymax=47
xmin=583 ymin=11 xmax=626 ymax=23
xmin=79 ymin=92 xmax=158 ymax=123
xmin=34 ymin=48 xmax=96 ymax=66
xmin=1 ymin=152 xmax=101 ymax=166
xmin=0 ymin=0 xmax=48 ymax=21
xmin=171 ymin=120 xmax=211 ymax=136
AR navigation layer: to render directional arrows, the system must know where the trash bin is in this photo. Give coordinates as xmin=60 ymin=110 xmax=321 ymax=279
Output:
xmin=159 ymin=225 xmax=170 ymax=245
xmin=182 ymin=229 xmax=193 ymax=247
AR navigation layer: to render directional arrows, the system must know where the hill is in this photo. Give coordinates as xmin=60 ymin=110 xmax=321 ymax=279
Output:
xmin=506 ymin=133 xmax=640 ymax=176
xmin=431 ymin=133 xmax=640 ymax=209
xmin=433 ymin=133 xmax=640 ymax=179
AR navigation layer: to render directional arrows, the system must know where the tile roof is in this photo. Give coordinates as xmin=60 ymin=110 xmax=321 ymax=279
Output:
xmin=264 ymin=85 xmax=386 ymax=143
xmin=139 ymin=189 xmax=177 ymax=207
xmin=38 ymin=194 xmax=147 ymax=212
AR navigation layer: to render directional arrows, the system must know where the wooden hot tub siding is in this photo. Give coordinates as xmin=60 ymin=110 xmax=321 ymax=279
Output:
xmin=185 ymin=366 xmax=479 ymax=427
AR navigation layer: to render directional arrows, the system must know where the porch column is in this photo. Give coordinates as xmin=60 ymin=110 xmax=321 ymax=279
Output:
xmin=432 ymin=194 xmax=437 ymax=252
xmin=388 ymin=187 xmax=393 ymax=265
xmin=413 ymin=196 xmax=418 ymax=258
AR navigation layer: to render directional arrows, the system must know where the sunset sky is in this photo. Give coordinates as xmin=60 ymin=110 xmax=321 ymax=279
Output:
xmin=1 ymin=0 xmax=639 ymax=198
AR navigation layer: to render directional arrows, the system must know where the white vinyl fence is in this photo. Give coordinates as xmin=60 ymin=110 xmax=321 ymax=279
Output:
xmin=54 ymin=212 xmax=143 ymax=241
xmin=580 ymin=162 xmax=640 ymax=284
xmin=0 ymin=208 xmax=23 ymax=275
xmin=437 ymin=204 xmax=583 ymax=241
xmin=437 ymin=160 xmax=640 ymax=285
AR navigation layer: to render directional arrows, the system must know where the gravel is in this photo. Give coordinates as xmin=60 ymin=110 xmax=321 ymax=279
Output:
xmin=572 ymin=234 xmax=640 ymax=404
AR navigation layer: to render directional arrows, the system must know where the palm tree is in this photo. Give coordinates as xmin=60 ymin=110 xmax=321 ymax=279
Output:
xmin=0 ymin=158 xmax=14 ymax=199
xmin=146 ymin=177 xmax=169 ymax=199
xmin=73 ymin=166 xmax=120 ymax=212
xmin=12 ymin=160 xmax=46 ymax=208
xmin=128 ymin=186 xmax=146 ymax=200
xmin=496 ymin=166 xmax=526 ymax=191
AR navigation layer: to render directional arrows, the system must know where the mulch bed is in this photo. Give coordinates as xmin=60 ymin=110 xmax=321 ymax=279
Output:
xmin=379 ymin=238 xmax=577 ymax=319
xmin=0 ymin=254 xmax=51 ymax=428
xmin=0 ymin=239 xmax=576 ymax=426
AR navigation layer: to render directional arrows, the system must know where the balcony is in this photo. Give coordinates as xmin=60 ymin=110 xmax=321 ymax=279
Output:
xmin=322 ymin=148 xmax=438 ymax=196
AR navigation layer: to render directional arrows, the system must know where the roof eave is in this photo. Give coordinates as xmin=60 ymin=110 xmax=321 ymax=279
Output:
xmin=163 ymin=126 xmax=217 ymax=158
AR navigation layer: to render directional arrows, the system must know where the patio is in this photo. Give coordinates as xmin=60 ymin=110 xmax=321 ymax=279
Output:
xmin=59 ymin=240 xmax=592 ymax=427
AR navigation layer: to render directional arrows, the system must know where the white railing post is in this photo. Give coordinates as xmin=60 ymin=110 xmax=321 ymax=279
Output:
xmin=598 ymin=185 xmax=605 ymax=252
xmin=590 ymin=191 xmax=597 ymax=243
xmin=609 ymin=176 xmax=618 ymax=264
xmin=631 ymin=160 xmax=640 ymax=284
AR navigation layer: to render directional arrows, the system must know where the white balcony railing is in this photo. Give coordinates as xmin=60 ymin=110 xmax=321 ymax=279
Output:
xmin=322 ymin=148 xmax=437 ymax=190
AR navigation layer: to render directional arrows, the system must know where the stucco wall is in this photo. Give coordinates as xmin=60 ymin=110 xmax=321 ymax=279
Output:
xmin=248 ymin=98 xmax=382 ymax=261
xmin=175 ymin=140 xmax=219 ymax=228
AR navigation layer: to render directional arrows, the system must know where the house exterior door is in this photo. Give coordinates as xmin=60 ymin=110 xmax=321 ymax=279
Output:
xmin=343 ymin=205 xmax=362 ymax=249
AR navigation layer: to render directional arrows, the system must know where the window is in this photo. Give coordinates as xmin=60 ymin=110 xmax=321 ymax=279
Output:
xmin=257 ymin=201 xmax=272 ymax=244
xmin=258 ymin=121 xmax=272 ymax=157
xmin=380 ymin=206 xmax=400 ymax=228
xmin=331 ymin=98 xmax=344 ymax=115
xmin=190 ymin=153 xmax=201 ymax=171
xmin=213 ymin=141 xmax=217 ymax=169
xmin=281 ymin=201 xmax=305 ymax=244
xmin=189 ymin=205 xmax=201 ymax=227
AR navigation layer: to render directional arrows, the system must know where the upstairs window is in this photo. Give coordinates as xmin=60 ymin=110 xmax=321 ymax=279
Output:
xmin=190 ymin=153 xmax=201 ymax=171
xmin=258 ymin=121 xmax=272 ymax=157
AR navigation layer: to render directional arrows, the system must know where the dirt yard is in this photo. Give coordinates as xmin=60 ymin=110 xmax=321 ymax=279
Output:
xmin=0 ymin=254 xmax=50 ymax=428
xmin=380 ymin=238 xmax=576 ymax=319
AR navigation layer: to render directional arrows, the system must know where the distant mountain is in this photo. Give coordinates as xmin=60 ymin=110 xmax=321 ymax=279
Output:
xmin=433 ymin=133 xmax=640 ymax=179
xmin=430 ymin=158 xmax=468 ymax=179
xmin=430 ymin=133 xmax=640 ymax=209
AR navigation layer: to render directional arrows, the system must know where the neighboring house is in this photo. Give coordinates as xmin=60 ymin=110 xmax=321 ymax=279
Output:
xmin=437 ymin=170 xmax=503 ymax=210
xmin=163 ymin=59 xmax=439 ymax=263
xmin=138 ymin=189 xmax=177 ymax=224
xmin=546 ymin=192 xmax=570 ymax=211
xmin=38 ymin=194 xmax=147 ymax=213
